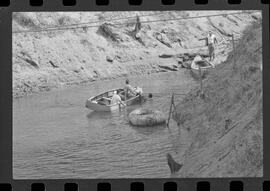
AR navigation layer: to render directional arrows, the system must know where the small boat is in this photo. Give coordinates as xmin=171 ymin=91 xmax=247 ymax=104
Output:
xmin=190 ymin=55 xmax=214 ymax=79
xmin=85 ymin=87 xmax=143 ymax=112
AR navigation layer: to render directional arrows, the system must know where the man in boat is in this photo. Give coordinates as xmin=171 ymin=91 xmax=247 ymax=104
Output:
xmin=111 ymin=91 xmax=126 ymax=106
xmin=124 ymin=79 xmax=137 ymax=99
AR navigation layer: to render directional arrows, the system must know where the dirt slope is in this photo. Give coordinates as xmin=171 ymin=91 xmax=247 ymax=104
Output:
xmin=173 ymin=21 xmax=262 ymax=177
xmin=12 ymin=11 xmax=261 ymax=97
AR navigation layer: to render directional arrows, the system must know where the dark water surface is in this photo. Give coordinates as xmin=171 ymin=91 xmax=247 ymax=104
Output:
xmin=13 ymin=71 xmax=196 ymax=179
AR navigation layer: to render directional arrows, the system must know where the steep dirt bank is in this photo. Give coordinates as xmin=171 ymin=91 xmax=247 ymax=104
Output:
xmin=12 ymin=11 xmax=261 ymax=98
xmin=173 ymin=21 xmax=262 ymax=177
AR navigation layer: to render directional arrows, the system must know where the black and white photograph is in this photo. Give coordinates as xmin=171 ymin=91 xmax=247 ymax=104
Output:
xmin=12 ymin=10 xmax=262 ymax=179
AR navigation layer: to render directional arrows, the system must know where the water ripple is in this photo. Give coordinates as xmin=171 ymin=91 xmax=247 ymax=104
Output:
xmin=13 ymin=71 xmax=195 ymax=179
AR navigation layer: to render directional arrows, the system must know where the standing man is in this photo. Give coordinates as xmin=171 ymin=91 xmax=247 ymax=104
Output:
xmin=207 ymin=31 xmax=218 ymax=61
xmin=111 ymin=91 xmax=126 ymax=106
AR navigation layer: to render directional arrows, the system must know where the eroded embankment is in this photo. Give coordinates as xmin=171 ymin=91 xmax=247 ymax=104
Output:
xmin=173 ymin=21 xmax=262 ymax=177
xmin=12 ymin=11 xmax=261 ymax=98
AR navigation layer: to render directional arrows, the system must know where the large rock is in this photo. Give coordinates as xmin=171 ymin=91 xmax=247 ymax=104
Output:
xmin=158 ymin=63 xmax=178 ymax=71
xmin=159 ymin=54 xmax=174 ymax=58
xmin=106 ymin=55 xmax=113 ymax=62
xmin=155 ymin=33 xmax=172 ymax=48
xmin=24 ymin=58 xmax=39 ymax=68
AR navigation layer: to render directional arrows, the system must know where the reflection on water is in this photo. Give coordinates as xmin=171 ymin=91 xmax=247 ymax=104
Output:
xmin=13 ymin=71 xmax=195 ymax=179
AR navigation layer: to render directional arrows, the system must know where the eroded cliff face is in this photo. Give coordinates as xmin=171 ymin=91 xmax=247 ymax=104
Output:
xmin=174 ymin=22 xmax=262 ymax=177
xmin=12 ymin=11 xmax=261 ymax=97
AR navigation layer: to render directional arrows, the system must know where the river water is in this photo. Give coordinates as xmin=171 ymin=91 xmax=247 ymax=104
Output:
xmin=13 ymin=71 xmax=196 ymax=179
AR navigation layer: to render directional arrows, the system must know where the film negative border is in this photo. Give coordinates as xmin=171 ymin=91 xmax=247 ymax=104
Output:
xmin=0 ymin=1 xmax=270 ymax=7
xmin=0 ymin=0 xmax=269 ymax=8
xmin=1 ymin=179 xmax=270 ymax=191
xmin=0 ymin=0 xmax=269 ymax=191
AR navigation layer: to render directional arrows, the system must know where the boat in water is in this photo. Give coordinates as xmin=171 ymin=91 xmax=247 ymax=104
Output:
xmin=190 ymin=55 xmax=214 ymax=79
xmin=85 ymin=87 xmax=143 ymax=111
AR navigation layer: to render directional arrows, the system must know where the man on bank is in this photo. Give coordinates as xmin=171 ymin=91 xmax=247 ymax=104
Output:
xmin=199 ymin=31 xmax=218 ymax=62
xmin=207 ymin=31 xmax=218 ymax=61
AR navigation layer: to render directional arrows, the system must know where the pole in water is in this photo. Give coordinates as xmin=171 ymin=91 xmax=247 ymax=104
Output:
xmin=167 ymin=93 xmax=174 ymax=128
xmin=199 ymin=66 xmax=204 ymax=97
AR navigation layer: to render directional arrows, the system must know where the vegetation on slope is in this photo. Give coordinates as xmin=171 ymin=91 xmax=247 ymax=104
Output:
xmin=174 ymin=21 xmax=262 ymax=177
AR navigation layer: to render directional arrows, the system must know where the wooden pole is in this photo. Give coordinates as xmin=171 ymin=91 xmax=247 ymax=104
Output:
xmin=167 ymin=93 xmax=174 ymax=127
xmin=199 ymin=66 xmax=203 ymax=96
xmin=172 ymin=97 xmax=180 ymax=127
xmin=172 ymin=96 xmax=178 ymax=117
xmin=232 ymin=33 xmax=236 ymax=67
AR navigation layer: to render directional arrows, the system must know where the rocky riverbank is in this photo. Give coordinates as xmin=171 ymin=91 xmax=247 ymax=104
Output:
xmin=12 ymin=11 xmax=261 ymax=98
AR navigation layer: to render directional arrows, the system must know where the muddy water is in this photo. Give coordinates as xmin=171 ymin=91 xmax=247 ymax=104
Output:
xmin=13 ymin=71 xmax=196 ymax=179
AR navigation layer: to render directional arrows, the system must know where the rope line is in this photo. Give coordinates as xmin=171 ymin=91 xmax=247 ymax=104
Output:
xmin=39 ymin=12 xmax=171 ymax=29
xmin=13 ymin=11 xmax=260 ymax=34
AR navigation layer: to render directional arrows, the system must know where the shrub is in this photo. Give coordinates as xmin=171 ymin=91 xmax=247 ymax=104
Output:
xmin=13 ymin=13 xmax=37 ymax=29
xmin=57 ymin=15 xmax=72 ymax=26
xmin=97 ymin=23 xmax=121 ymax=42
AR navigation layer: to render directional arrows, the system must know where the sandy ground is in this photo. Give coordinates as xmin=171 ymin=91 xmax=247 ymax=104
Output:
xmin=173 ymin=22 xmax=263 ymax=177
xmin=12 ymin=11 xmax=261 ymax=98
